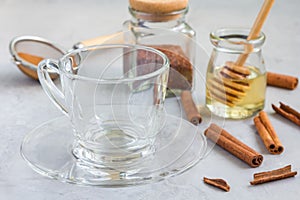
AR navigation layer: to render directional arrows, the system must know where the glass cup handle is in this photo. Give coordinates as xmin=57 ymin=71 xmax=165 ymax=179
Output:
xmin=37 ymin=59 xmax=68 ymax=115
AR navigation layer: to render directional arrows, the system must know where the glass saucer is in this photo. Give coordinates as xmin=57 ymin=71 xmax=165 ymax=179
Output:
xmin=20 ymin=114 xmax=207 ymax=187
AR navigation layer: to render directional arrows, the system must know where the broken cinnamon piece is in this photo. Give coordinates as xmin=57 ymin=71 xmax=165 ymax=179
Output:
xmin=203 ymin=177 xmax=230 ymax=192
xmin=181 ymin=90 xmax=202 ymax=125
xmin=267 ymin=72 xmax=298 ymax=90
xmin=250 ymin=165 xmax=297 ymax=185
xmin=253 ymin=111 xmax=284 ymax=154
xmin=272 ymin=102 xmax=300 ymax=126
xmin=204 ymin=123 xmax=263 ymax=168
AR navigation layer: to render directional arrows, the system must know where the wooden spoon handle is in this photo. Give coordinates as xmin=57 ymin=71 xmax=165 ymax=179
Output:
xmin=74 ymin=32 xmax=123 ymax=48
xmin=235 ymin=0 xmax=275 ymax=66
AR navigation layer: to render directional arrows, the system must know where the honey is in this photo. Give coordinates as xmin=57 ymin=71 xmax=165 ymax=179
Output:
xmin=206 ymin=66 xmax=266 ymax=119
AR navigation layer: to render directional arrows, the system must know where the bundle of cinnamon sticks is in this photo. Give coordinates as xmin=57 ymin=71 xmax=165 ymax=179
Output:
xmin=254 ymin=111 xmax=284 ymax=154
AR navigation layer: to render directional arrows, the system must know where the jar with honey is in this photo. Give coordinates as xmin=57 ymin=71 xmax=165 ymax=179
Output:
xmin=206 ymin=28 xmax=267 ymax=119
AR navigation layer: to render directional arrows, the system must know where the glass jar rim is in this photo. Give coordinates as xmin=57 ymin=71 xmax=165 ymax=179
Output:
xmin=210 ymin=28 xmax=266 ymax=46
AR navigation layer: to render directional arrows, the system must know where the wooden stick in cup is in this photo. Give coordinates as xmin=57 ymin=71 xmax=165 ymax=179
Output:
xmin=210 ymin=0 xmax=275 ymax=107
xmin=235 ymin=0 xmax=275 ymax=66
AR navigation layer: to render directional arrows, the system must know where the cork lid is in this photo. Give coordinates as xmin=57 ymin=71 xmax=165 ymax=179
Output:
xmin=129 ymin=0 xmax=188 ymax=14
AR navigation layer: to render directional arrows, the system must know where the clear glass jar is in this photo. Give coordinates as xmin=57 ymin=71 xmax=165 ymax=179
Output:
xmin=206 ymin=28 xmax=267 ymax=119
xmin=123 ymin=3 xmax=196 ymax=96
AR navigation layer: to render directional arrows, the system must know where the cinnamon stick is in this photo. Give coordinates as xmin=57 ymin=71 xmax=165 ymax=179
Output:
xmin=181 ymin=90 xmax=202 ymax=125
xmin=272 ymin=102 xmax=300 ymax=126
xmin=204 ymin=123 xmax=263 ymax=168
xmin=253 ymin=111 xmax=284 ymax=154
xmin=203 ymin=177 xmax=230 ymax=192
xmin=267 ymin=72 xmax=298 ymax=90
xmin=250 ymin=165 xmax=297 ymax=185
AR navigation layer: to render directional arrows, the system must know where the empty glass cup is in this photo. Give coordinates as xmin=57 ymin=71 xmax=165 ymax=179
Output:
xmin=37 ymin=44 xmax=169 ymax=172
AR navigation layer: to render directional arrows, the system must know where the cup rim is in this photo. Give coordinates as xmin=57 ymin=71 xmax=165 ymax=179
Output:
xmin=60 ymin=44 xmax=170 ymax=83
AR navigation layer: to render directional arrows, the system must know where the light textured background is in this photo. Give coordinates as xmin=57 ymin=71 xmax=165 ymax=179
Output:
xmin=1 ymin=0 xmax=300 ymax=199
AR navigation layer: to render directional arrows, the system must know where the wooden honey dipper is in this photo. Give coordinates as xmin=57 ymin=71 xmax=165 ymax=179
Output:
xmin=208 ymin=0 xmax=274 ymax=107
